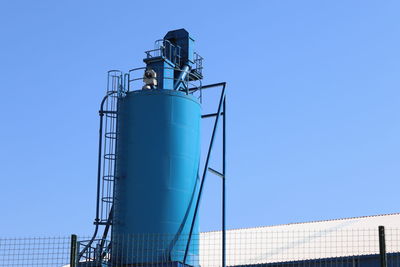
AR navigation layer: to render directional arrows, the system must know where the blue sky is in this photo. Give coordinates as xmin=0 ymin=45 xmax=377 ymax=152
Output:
xmin=0 ymin=0 xmax=400 ymax=237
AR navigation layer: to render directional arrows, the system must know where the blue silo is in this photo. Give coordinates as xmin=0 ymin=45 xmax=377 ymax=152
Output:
xmin=110 ymin=29 xmax=202 ymax=266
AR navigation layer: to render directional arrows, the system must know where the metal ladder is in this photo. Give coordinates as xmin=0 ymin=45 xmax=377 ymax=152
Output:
xmin=99 ymin=71 xmax=121 ymax=226
xmin=78 ymin=71 xmax=123 ymax=264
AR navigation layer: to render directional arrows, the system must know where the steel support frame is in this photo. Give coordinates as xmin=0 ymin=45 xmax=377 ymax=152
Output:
xmin=183 ymin=82 xmax=227 ymax=267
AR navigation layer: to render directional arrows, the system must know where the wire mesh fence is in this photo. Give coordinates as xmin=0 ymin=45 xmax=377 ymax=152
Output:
xmin=0 ymin=228 xmax=399 ymax=266
xmin=0 ymin=237 xmax=70 ymax=267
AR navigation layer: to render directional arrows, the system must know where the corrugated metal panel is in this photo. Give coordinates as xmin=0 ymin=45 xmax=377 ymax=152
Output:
xmin=200 ymin=213 xmax=400 ymax=266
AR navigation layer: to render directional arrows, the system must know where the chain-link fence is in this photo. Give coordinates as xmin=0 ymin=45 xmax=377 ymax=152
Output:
xmin=0 ymin=228 xmax=399 ymax=266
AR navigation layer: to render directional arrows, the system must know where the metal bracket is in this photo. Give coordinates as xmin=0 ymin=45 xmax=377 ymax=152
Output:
xmin=208 ymin=167 xmax=224 ymax=178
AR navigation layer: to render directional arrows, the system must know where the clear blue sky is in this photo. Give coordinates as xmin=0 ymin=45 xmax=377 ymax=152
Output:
xmin=1 ymin=0 xmax=399 ymax=237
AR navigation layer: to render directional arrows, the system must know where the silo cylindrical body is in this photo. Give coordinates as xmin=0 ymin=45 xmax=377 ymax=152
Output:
xmin=111 ymin=89 xmax=200 ymax=265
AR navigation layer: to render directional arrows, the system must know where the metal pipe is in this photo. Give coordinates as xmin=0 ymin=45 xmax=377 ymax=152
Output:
xmin=95 ymin=115 xmax=104 ymax=223
xmin=174 ymin=64 xmax=190 ymax=90
xmin=202 ymin=112 xmax=224 ymax=119
xmin=222 ymin=97 xmax=226 ymax=267
xmin=188 ymin=82 xmax=227 ymax=92
xmin=183 ymin=82 xmax=226 ymax=263
xmin=99 ymin=205 xmax=114 ymax=256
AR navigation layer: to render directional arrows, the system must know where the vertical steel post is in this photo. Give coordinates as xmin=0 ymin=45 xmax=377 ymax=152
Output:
xmin=222 ymin=97 xmax=226 ymax=267
xmin=379 ymin=226 xmax=387 ymax=267
xmin=70 ymin=234 xmax=77 ymax=267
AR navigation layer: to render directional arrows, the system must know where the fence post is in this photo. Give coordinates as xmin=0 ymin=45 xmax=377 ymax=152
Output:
xmin=70 ymin=234 xmax=77 ymax=267
xmin=379 ymin=226 xmax=387 ymax=267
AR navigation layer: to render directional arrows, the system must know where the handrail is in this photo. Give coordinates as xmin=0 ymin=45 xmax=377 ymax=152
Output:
xmin=126 ymin=66 xmax=203 ymax=99
xmin=144 ymin=39 xmax=182 ymax=66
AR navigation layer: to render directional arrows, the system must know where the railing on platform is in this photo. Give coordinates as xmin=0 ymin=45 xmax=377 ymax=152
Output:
xmin=125 ymin=67 xmax=203 ymax=101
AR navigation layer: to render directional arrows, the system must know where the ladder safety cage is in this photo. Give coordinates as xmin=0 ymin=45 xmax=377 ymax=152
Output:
xmin=78 ymin=70 xmax=124 ymax=263
xmin=99 ymin=70 xmax=121 ymax=225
